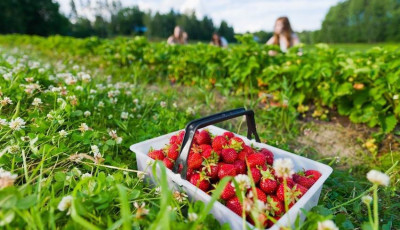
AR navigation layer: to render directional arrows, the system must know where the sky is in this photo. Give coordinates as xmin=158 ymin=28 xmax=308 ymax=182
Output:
xmin=57 ymin=0 xmax=342 ymax=33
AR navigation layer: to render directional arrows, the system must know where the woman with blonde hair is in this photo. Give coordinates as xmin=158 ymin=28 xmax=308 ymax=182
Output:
xmin=167 ymin=26 xmax=187 ymax=45
xmin=266 ymin=17 xmax=300 ymax=54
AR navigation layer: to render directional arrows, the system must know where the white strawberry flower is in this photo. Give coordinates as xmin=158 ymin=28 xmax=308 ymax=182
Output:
xmin=58 ymin=195 xmax=73 ymax=215
xmin=273 ymin=158 xmax=294 ymax=178
xmin=317 ymin=220 xmax=339 ymax=230
xmin=367 ymin=170 xmax=390 ymax=187
xmin=9 ymin=117 xmax=26 ymax=131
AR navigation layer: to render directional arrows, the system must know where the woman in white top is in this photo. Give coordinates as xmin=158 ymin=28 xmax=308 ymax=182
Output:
xmin=167 ymin=26 xmax=187 ymax=45
xmin=266 ymin=17 xmax=300 ymax=55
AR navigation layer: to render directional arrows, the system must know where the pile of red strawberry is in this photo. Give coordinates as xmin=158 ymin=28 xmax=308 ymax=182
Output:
xmin=148 ymin=129 xmax=322 ymax=228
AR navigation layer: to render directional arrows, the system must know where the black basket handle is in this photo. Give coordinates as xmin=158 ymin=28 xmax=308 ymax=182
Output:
xmin=173 ymin=108 xmax=260 ymax=179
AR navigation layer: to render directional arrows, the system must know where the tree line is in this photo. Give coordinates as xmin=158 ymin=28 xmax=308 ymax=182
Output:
xmin=301 ymin=0 xmax=400 ymax=43
xmin=0 ymin=0 xmax=235 ymax=42
xmin=0 ymin=0 xmax=399 ymax=43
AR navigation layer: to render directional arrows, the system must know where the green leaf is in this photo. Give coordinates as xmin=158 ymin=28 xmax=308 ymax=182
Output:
xmin=54 ymin=171 xmax=66 ymax=182
xmin=16 ymin=194 xmax=37 ymax=209
xmin=336 ymin=82 xmax=353 ymax=96
xmin=380 ymin=114 xmax=397 ymax=133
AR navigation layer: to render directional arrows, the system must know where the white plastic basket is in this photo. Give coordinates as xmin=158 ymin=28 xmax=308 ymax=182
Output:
xmin=130 ymin=110 xmax=332 ymax=230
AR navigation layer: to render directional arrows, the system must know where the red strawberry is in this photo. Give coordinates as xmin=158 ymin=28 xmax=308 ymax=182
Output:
xmin=294 ymin=184 xmax=308 ymax=197
xmin=260 ymin=169 xmax=278 ymax=194
xmin=187 ymin=153 xmax=203 ymax=169
xmin=223 ymin=131 xmax=235 ymax=139
xmin=162 ymin=157 xmax=174 ymax=169
xmin=247 ymin=153 xmax=266 ymax=168
xmin=167 ymin=143 xmax=180 ymax=160
xmin=195 ymin=130 xmax=211 ymax=145
xmin=233 ymin=160 xmax=246 ymax=175
xmin=199 ymin=144 xmax=212 ymax=152
xmin=177 ymin=131 xmax=185 ymax=144
xmin=220 ymin=182 xmax=236 ymax=200
xmin=228 ymin=137 xmax=245 ymax=152
xmin=250 ymin=167 xmax=261 ymax=184
xmin=186 ymin=168 xmax=195 ymax=179
xmin=277 ymin=177 xmax=295 ymax=187
xmin=238 ymin=145 xmax=254 ymax=161
xmin=226 ymin=197 xmax=243 ymax=216
xmin=259 ymin=148 xmax=274 ymax=165
xmin=276 ymin=183 xmax=293 ymax=202
xmin=305 ymin=170 xmax=321 ymax=182
xmin=148 ymin=149 xmax=164 ymax=160
xmin=202 ymin=164 xmax=218 ymax=181
xmin=293 ymin=173 xmax=315 ymax=189
xmin=201 ymin=148 xmax=213 ymax=159
xmin=169 ymin=135 xmax=178 ymax=144
xmin=221 ymin=148 xmax=238 ymax=163
xmin=218 ymin=164 xmax=236 ymax=179
xmin=247 ymin=187 xmax=267 ymax=203
xmin=212 ymin=136 xmax=228 ymax=151
xmin=267 ymin=195 xmax=284 ymax=217
xmin=189 ymin=173 xmax=210 ymax=192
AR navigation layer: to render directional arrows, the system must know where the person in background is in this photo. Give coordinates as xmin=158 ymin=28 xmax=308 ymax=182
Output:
xmin=210 ymin=33 xmax=228 ymax=47
xmin=266 ymin=17 xmax=300 ymax=55
xmin=167 ymin=26 xmax=187 ymax=45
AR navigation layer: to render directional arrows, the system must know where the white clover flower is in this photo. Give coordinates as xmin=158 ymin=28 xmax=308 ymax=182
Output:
xmin=72 ymin=65 xmax=79 ymax=70
xmin=116 ymin=137 xmax=123 ymax=144
xmin=133 ymin=98 xmax=139 ymax=104
xmin=367 ymin=170 xmax=390 ymax=187
xmin=84 ymin=111 xmax=91 ymax=117
xmin=0 ymin=118 xmax=8 ymax=127
xmin=59 ymin=130 xmax=68 ymax=137
xmin=108 ymin=115 xmax=113 ymax=119
xmin=81 ymin=73 xmax=91 ymax=82
xmin=167 ymin=205 xmax=177 ymax=211
xmin=121 ymin=112 xmax=129 ymax=120
xmin=173 ymin=102 xmax=178 ymax=108
xmin=7 ymin=145 xmax=20 ymax=154
xmin=78 ymin=123 xmax=89 ymax=132
xmin=0 ymin=97 xmax=13 ymax=106
xmin=109 ymin=130 xmax=118 ymax=139
xmin=47 ymin=113 xmax=54 ymax=120
xmin=393 ymin=95 xmax=399 ymax=100
xmin=65 ymin=76 xmax=77 ymax=85
xmin=173 ymin=191 xmax=188 ymax=203
xmin=58 ymin=195 xmax=73 ymax=215
xmin=32 ymin=98 xmax=42 ymax=106
xmin=134 ymin=202 xmax=149 ymax=218
xmin=98 ymin=101 xmax=104 ymax=108
xmin=273 ymin=158 xmax=295 ymax=178
xmin=362 ymin=195 xmax=372 ymax=205
xmin=3 ymin=72 xmax=13 ymax=81
xmin=90 ymin=89 xmax=97 ymax=94
xmin=232 ymin=174 xmax=251 ymax=191
xmin=81 ymin=173 xmax=92 ymax=179
xmin=155 ymin=186 xmax=161 ymax=194
xmin=160 ymin=101 xmax=167 ymax=108
xmin=0 ymin=168 xmax=18 ymax=189
xmin=9 ymin=117 xmax=26 ymax=131
xmin=317 ymin=220 xmax=339 ymax=230
xmin=75 ymin=86 xmax=83 ymax=91
xmin=188 ymin=212 xmax=198 ymax=222
xmin=91 ymin=145 xmax=101 ymax=157
xmin=186 ymin=107 xmax=195 ymax=115
xmin=137 ymin=171 xmax=146 ymax=181
xmin=110 ymin=98 xmax=118 ymax=104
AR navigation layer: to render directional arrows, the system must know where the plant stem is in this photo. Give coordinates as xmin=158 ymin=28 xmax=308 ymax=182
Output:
xmin=373 ymin=184 xmax=379 ymax=230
